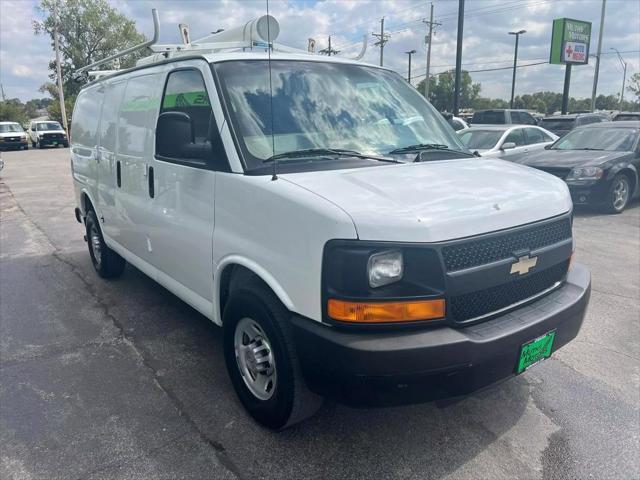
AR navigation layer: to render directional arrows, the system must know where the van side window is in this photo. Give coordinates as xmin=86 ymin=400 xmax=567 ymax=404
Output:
xmin=99 ymin=82 xmax=125 ymax=152
xmin=72 ymin=89 xmax=103 ymax=147
xmin=158 ymin=69 xmax=214 ymax=164
xmin=119 ymin=74 xmax=159 ymax=156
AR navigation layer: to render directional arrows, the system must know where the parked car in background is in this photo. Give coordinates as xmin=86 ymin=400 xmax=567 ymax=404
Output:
xmin=440 ymin=112 xmax=469 ymax=131
xmin=0 ymin=121 xmax=28 ymax=150
xmin=514 ymin=121 xmax=639 ymax=213
xmin=538 ymin=113 xmax=609 ymax=137
xmin=458 ymin=125 xmax=557 ymax=159
xmin=27 ymin=121 xmax=69 ymax=149
xmin=612 ymin=112 xmax=640 ymax=122
xmin=471 ymin=109 xmax=538 ymax=126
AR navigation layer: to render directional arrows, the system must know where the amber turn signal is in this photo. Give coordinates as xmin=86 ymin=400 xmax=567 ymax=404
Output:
xmin=327 ymin=298 xmax=445 ymax=323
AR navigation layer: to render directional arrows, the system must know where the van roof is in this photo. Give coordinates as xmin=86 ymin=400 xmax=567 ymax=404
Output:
xmin=80 ymin=50 xmax=389 ymax=90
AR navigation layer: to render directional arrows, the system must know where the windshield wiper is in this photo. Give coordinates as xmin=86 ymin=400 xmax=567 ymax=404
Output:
xmin=387 ymin=143 xmax=475 ymax=157
xmin=263 ymin=148 xmax=400 ymax=163
xmin=581 ymin=147 xmax=605 ymax=151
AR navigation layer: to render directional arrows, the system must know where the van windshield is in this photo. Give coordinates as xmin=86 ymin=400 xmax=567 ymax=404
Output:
xmin=214 ymin=60 xmax=464 ymax=171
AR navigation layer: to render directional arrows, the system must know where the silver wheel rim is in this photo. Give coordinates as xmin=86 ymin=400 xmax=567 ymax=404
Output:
xmin=613 ymin=178 xmax=629 ymax=210
xmin=90 ymin=224 xmax=102 ymax=266
xmin=234 ymin=317 xmax=277 ymax=400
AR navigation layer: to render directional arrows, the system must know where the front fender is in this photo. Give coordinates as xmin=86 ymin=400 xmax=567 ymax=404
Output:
xmin=212 ymin=255 xmax=295 ymax=326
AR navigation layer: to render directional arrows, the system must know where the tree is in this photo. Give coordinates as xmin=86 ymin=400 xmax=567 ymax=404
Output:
xmin=416 ymin=70 xmax=481 ymax=111
xmin=0 ymin=99 xmax=29 ymax=125
xmin=627 ymin=73 xmax=640 ymax=104
xmin=33 ymin=0 xmax=147 ymax=104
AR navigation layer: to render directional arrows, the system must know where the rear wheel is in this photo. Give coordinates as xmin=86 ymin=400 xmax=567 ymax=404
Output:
xmin=603 ymin=174 xmax=630 ymax=214
xmin=85 ymin=210 xmax=126 ymax=278
xmin=223 ymin=282 xmax=322 ymax=429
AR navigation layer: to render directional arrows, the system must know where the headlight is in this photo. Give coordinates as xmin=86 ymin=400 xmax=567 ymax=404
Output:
xmin=38 ymin=134 xmax=44 ymax=139
xmin=368 ymin=250 xmax=403 ymax=288
xmin=566 ymin=166 xmax=603 ymax=181
xmin=21 ymin=135 xmax=26 ymax=140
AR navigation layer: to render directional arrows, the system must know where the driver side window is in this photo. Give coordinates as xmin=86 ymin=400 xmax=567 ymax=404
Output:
xmin=504 ymin=129 xmax=525 ymax=146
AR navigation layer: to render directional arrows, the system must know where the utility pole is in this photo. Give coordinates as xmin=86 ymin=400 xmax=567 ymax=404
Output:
xmin=508 ymin=30 xmax=526 ymax=108
xmin=0 ymin=83 xmax=6 ymax=101
xmin=611 ymin=47 xmax=627 ymax=107
xmin=372 ymin=18 xmax=390 ymax=66
xmin=423 ymin=3 xmax=441 ymax=101
xmin=53 ymin=1 xmax=68 ymax=135
xmin=405 ymin=50 xmax=416 ymax=83
xmin=319 ymin=36 xmax=339 ymax=56
xmin=590 ymin=0 xmax=606 ymax=111
xmin=453 ymin=0 xmax=465 ymax=115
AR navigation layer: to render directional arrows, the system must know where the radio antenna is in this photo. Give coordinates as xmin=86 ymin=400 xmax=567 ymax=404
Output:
xmin=266 ymin=0 xmax=277 ymax=181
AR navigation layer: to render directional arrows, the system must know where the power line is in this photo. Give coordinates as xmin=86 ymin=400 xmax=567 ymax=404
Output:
xmin=411 ymin=60 xmax=549 ymax=80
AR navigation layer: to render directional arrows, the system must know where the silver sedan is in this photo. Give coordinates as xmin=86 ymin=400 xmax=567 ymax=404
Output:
xmin=458 ymin=125 xmax=558 ymax=160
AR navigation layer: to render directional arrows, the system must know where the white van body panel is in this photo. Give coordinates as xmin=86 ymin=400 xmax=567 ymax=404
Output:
xmin=212 ymin=173 xmax=357 ymax=324
xmin=280 ymin=159 xmax=572 ymax=243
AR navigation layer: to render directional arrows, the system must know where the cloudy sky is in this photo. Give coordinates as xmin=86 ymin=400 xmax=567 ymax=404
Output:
xmin=1 ymin=0 xmax=638 ymax=102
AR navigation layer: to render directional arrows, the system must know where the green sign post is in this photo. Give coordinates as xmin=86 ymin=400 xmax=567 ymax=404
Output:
xmin=549 ymin=18 xmax=592 ymax=113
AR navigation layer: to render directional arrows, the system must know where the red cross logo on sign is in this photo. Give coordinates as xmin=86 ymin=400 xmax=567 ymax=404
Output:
xmin=565 ymin=45 xmax=573 ymax=58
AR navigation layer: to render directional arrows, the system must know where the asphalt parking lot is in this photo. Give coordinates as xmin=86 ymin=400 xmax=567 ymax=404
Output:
xmin=1 ymin=147 xmax=638 ymax=480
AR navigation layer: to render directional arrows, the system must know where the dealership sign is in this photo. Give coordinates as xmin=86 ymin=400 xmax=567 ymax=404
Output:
xmin=550 ymin=18 xmax=592 ymax=65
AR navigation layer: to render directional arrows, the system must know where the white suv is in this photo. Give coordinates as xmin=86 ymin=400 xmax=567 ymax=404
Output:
xmin=71 ymin=17 xmax=591 ymax=430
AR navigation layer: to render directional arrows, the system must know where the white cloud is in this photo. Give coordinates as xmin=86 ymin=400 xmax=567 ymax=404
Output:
xmin=0 ymin=0 xmax=638 ymax=102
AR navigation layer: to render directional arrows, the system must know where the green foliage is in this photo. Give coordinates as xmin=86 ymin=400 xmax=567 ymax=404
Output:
xmin=33 ymin=0 xmax=147 ymax=111
xmin=416 ymin=70 xmax=481 ymax=111
xmin=0 ymin=99 xmax=29 ymax=125
xmin=627 ymin=73 xmax=640 ymax=103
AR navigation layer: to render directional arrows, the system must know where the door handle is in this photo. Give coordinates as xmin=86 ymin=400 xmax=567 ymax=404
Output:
xmin=116 ymin=161 xmax=121 ymax=188
xmin=148 ymin=166 xmax=154 ymax=198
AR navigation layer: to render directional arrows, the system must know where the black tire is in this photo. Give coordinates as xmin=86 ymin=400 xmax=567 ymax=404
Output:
xmin=602 ymin=174 xmax=631 ymax=214
xmin=31 ymin=141 xmax=36 ymax=148
xmin=63 ymin=142 xmax=69 ymax=148
xmin=223 ymin=281 xmax=323 ymax=430
xmin=36 ymin=139 xmax=41 ymax=149
xmin=85 ymin=210 xmax=126 ymax=278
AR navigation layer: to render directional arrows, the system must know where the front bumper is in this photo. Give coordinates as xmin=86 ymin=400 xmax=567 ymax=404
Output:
xmin=568 ymin=181 xmax=608 ymax=206
xmin=37 ymin=137 xmax=68 ymax=147
xmin=0 ymin=140 xmax=28 ymax=150
xmin=291 ymin=262 xmax=590 ymax=406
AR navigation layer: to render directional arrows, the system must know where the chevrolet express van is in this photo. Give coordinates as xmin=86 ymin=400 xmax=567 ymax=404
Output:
xmin=71 ymin=14 xmax=591 ymax=429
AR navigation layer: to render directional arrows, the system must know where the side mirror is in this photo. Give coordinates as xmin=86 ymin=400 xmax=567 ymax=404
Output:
xmin=544 ymin=144 xmax=552 ymax=150
xmin=156 ymin=111 xmax=195 ymax=159
xmin=501 ymin=142 xmax=516 ymax=150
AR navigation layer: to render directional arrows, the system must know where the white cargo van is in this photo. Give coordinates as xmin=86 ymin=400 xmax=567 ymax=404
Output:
xmin=71 ymin=13 xmax=591 ymax=429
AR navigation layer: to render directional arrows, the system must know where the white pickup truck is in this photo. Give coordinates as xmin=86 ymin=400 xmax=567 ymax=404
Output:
xmin=71 ymin=14 xmax=591 ymax=429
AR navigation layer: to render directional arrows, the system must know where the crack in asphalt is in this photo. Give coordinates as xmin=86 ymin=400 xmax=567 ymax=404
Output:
xmin=1 ymin=182 xmax=245 ymax=480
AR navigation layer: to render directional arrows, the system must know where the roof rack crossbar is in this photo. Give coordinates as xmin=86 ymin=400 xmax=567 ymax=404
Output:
xmin=74 ymin=8 xmax=160 ymax=77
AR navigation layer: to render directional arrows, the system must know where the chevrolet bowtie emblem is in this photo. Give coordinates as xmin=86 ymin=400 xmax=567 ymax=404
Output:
xmin=510 ymin=255 xmax=538 ymax=275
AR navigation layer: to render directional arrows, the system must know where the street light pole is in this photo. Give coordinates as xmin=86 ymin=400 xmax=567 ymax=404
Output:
xmin=453 ymin=0 xmax=465 ymax=115
xmin=508 ymin=30 xmax=526 ymax=109
xmin=53 ymin=1 xmax=68 ymax=135
xmin=405 ymin=50 xmax=416 ymax=83
xmin=590 ymin=0 xmax=606 ymax=111
xmin=611 ymin=47 xmax=627 ymax=107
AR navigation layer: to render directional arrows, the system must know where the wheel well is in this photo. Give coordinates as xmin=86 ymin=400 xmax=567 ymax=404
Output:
xmin=619 ymin=169 xmax=637 ymax=196
xmin=81 ymin=192 xmax=95 ymax=214
xmin=219 ymin=264 xmax=272 ymax=320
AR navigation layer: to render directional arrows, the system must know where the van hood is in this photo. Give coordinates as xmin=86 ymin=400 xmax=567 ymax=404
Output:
xmin=281 ymin=159 xmax=572 ymax=242
xmin=36 ymin=130 xmax=65 ymax=135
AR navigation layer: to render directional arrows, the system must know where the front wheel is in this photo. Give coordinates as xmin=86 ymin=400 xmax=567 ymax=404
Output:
xmin=85 ymin=210 xmax=126 ymax=278
xmin=603 ymin=174 xmax=630 ymax=214
xmin=223 ymin=283 xmax=322 ymax=429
